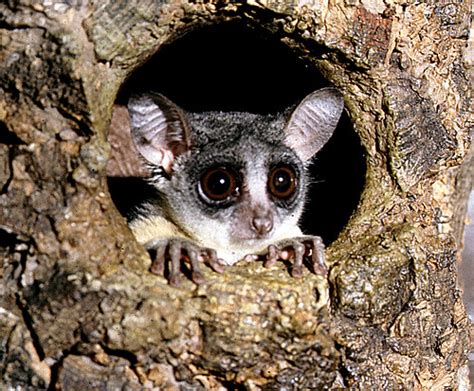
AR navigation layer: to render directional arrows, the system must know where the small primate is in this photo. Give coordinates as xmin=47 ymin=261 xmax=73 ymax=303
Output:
xmin=127 ymin=88 xmax=344 ymax=285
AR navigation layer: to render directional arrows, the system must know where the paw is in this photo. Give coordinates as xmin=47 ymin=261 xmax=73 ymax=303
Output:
xmin=261 ymin=236 xmax=327 ymax=278
xmin=145 ymin=238 xmax=225 ymax=286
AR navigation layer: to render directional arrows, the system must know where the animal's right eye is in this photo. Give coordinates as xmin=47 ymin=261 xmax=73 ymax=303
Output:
xmin=198 ymin=166 xmax=241 ymax=204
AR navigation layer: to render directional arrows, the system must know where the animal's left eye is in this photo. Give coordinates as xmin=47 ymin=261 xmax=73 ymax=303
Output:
xmin=268 ymin=164 xmax=298 ymax=200
xmin=198 ymin=166 xmax=241 ymax=204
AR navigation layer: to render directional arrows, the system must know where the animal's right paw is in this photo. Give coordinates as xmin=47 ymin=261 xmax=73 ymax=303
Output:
xmin=145 ymin=238 xmax=225 ymax=286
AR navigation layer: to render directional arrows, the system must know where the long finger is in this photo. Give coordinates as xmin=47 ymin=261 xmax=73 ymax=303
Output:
xmin=309 ymin=237 xmax=327 ymax=275
xmin=187 ymin=246 xmax=205 ymax=284
xmin=264 ymin=244 xmax=279 ymax=268
xmin=168 ymin=241 xmax=183 ymax=286
xmin=291 ymin=242 xmax=305 ymax=278
xmin=149 ymin=243 xmax=166 ymax=276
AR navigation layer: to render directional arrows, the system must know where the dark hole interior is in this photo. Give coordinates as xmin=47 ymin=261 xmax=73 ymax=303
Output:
xmin=112 ymin=22 xmax=366 ymax=244
xmin=0 ymin=122 xmax=24 ymax=145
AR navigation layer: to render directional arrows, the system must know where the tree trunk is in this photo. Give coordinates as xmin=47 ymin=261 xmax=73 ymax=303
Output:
xmin=1 ymin=1 xmax=472 ymax=389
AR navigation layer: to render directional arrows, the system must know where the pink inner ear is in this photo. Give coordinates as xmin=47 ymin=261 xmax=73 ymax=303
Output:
xmin=128 ymin=93 xmax=192 ymax=174
xmin=161 ymin=150 xmax=174 ymax=174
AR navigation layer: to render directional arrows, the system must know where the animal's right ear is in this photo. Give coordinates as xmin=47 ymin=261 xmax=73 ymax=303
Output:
xmin=127 ymin=93 xmax=192 ymax=174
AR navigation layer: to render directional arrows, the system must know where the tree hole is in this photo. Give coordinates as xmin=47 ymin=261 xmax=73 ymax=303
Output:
xmin=109 ymin=21 xmax=366 ymax=244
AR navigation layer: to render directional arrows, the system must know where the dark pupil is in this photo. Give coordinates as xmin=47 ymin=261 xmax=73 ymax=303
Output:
xmin=207 ymin=171 xmax=231 ymax=197
xmin=274 ymin=170 xmax=292 ymax=193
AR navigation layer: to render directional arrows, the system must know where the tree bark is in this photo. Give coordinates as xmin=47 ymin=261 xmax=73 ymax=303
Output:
xmin=1 ymin=1 xmax=472 ymax=389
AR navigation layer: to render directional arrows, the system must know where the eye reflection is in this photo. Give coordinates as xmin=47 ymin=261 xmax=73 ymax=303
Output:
xmin=268 ymin=164 xmax=297 ymax=200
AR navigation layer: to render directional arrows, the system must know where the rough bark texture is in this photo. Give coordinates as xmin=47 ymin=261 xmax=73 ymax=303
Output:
xmin=1 ymin=1 xmax=472 ymax=389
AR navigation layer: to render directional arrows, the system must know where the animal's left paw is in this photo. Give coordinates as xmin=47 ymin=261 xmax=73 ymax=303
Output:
xmin=260 ymin=236 xmax=327 ymax=278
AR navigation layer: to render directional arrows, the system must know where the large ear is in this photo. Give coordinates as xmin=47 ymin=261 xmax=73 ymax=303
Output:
xmin=127 ymin=92 xmax=191 ymax=174
xmin=284 ymin=87 xmax=344 ymax=161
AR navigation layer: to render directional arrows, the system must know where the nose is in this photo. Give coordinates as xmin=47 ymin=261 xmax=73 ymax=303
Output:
xmin=252 ymin=214 xmax=273 ymax=236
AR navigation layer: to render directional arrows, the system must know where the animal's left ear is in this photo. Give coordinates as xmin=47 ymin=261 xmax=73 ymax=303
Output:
xmin=284 ymin=87 xmax=344 ymax=162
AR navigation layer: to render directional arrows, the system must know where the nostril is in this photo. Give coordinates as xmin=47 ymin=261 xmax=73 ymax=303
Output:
xmin=252 ymin=216 xmax=273 ymax=235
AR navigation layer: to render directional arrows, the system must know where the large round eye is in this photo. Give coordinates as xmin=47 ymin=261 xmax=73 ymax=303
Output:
xmin=199 ymin=166 xmax=240 ymax=203
xmin=268 ymin=164 xmax=298 ymax=200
